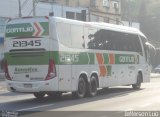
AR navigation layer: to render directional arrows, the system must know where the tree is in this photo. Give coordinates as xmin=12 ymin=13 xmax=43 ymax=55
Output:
xmin=138 ymin=0 xmax=160 ymax=67
xmin=121 ymin=0 xmax=141 ymax=21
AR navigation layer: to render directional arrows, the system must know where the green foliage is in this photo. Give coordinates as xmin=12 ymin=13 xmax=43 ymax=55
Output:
xmin=121 ymin=0 xmax=141 ymax=21
xmin=147 ymin=0 xmax=160 ymax=17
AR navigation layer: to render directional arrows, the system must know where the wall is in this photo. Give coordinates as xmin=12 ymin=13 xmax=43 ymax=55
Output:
xmin=36 ymin=3 xmax=88 ymax=21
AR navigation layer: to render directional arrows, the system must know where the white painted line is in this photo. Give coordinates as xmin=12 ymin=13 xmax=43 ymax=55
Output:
xmin=139 ymin=103 xmax=152 ymax=108
xmin=17 ymin=103 xmax=55 ymax=111
xmin=124 ymin=108 xmax=134 ymax=111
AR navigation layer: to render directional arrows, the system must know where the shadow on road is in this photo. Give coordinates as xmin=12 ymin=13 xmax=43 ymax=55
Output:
xmin=0 ymin=92 xmax=31 ymax=96
xmin=0 ymin=87 xmax=144 ymax=112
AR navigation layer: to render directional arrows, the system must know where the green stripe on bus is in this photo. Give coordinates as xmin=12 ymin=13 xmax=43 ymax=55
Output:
xmin=40 ymin=22 xmax=49 ymax=35
xmin=103 ymin=53 xmax=109 ymax=64
xmin=5 ymin=51 xmax=139 ymax=65
xmin=58 ymin=52 xmax=94 ymax=65
xmin=5 ymin=51 xmax=50 ymax=65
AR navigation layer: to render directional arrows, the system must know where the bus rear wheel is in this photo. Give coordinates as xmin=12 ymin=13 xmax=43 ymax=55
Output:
xmin=73 ymin=77 xmax=87 ymax=98
xmin=33 ymin=92 xmax=45 ymax=99
xmin=132 ymin=73 xmax=142 ymax=90
xmin=87 ymin=75 xmax=98 ymax=97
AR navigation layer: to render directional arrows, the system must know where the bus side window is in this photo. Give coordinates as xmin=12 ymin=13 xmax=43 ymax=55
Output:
xmin=87 ymin=29 xmax=143 ymax=55
xmin=125 ymin=34 xmax=143 ymax=55
xmin=86 ymin=28 xmax=98 ymax=49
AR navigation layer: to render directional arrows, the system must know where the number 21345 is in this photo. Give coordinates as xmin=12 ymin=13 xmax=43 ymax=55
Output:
xmin=13 ymin=40 xmax=41 ymax=47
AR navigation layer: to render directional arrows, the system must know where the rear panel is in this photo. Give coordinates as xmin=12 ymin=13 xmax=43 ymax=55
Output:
xmin=5 ymin=17 xmax=50 ymax=82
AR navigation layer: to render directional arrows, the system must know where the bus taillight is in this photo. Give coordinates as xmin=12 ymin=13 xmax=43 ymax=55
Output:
xmin=45 ymin=59 xmax=56 ymax=80
xmin=4 ymin=61 xmax=12 ymax=80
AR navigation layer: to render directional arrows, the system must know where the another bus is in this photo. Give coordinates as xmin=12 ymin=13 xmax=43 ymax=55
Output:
xmin=4 ymin=16 xmax=154 ymax=99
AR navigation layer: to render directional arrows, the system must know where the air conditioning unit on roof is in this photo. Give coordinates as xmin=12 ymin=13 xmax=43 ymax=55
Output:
xmin=103 ymin=0 xmax=109 ymax=7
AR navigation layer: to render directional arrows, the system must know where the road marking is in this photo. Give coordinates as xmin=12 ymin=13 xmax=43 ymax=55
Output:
xmin=17 ymin=103 xmax=55 ymax=111
xmin=139 ymin=103 xmax=152 ymax=108
xmin=124 ymin=108 xmax=134 ymax=111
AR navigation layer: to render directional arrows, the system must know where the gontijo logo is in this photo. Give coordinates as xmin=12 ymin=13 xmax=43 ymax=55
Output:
xmin=5 ymin=22 xmax=49 ymax=38
xmin=119 ymin=56 xmax=135 ymax=63
xmin=6 ymin=26 xmax=33 ymax=33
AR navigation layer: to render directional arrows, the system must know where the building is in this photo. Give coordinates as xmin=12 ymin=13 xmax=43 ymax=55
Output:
xmin=0 ymin=0 xmax=121 ymax=23
xmin=36 ymin=2 xmax=88 ymax=21
xmin=40 ymin=0 xmax=121 ymax=24
xmin=38 ymin=0 xmax=89 ymax=21
xmin=89 ymin=0 xmax=121 ymax=24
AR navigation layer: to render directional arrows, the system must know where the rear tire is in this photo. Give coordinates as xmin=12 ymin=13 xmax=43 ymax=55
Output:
xmin=72 ymin=77 xmax=87 ymax=98
xmin=33 ymin=92 xmax=45 ymax=99
xmin=87 ymin=75 xmax=98 ymax=97
xmin=132 ymin=73 xmax=142 ymax=90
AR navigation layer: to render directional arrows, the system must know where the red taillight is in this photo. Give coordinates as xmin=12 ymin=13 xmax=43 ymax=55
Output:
xmin=45 ymin=16 xmax=49 ymax=19
xmin=3 ymin=61 xmax=12 ymax=80
xmin=45 ymin=59 xmax=56 ymax=80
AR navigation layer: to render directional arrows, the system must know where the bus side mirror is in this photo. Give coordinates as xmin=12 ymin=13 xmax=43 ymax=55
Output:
xmin=145 ymin=42 xmax=156 ymax=56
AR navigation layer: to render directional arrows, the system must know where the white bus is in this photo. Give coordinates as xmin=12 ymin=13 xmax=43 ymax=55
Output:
xmin=4 ymin=16 xmax=154 ymax=99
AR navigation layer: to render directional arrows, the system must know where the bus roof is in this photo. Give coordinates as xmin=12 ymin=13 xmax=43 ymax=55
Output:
xmin=7 ymin=16 xmax=49 ymax=24
xmin=8 ymin=16 xmax=146 ymax=38
xmin=88 ymin=22 xmax=146 ymax=38
xmin=52 ymin=17 xmax=146 ymax=38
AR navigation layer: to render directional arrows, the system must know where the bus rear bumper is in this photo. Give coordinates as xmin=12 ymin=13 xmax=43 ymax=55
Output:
xmin=6 ymin=79 xmax=58 ymax=93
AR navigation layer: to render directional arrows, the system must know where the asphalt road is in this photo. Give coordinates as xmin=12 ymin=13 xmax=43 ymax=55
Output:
xmin=0 ymin=78 xmax=160 ymax=117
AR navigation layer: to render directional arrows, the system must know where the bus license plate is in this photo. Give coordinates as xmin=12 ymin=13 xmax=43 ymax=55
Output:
xmin=24 ymin=84 xmax=32 ymax=88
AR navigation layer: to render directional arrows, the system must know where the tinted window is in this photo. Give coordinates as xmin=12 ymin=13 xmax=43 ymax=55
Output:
xmin=87 ymin=29 xmax=142 ymax=53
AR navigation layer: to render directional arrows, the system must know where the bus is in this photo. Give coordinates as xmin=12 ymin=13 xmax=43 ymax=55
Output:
xmin=4 ymin=16 xmax=155 ymax=99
